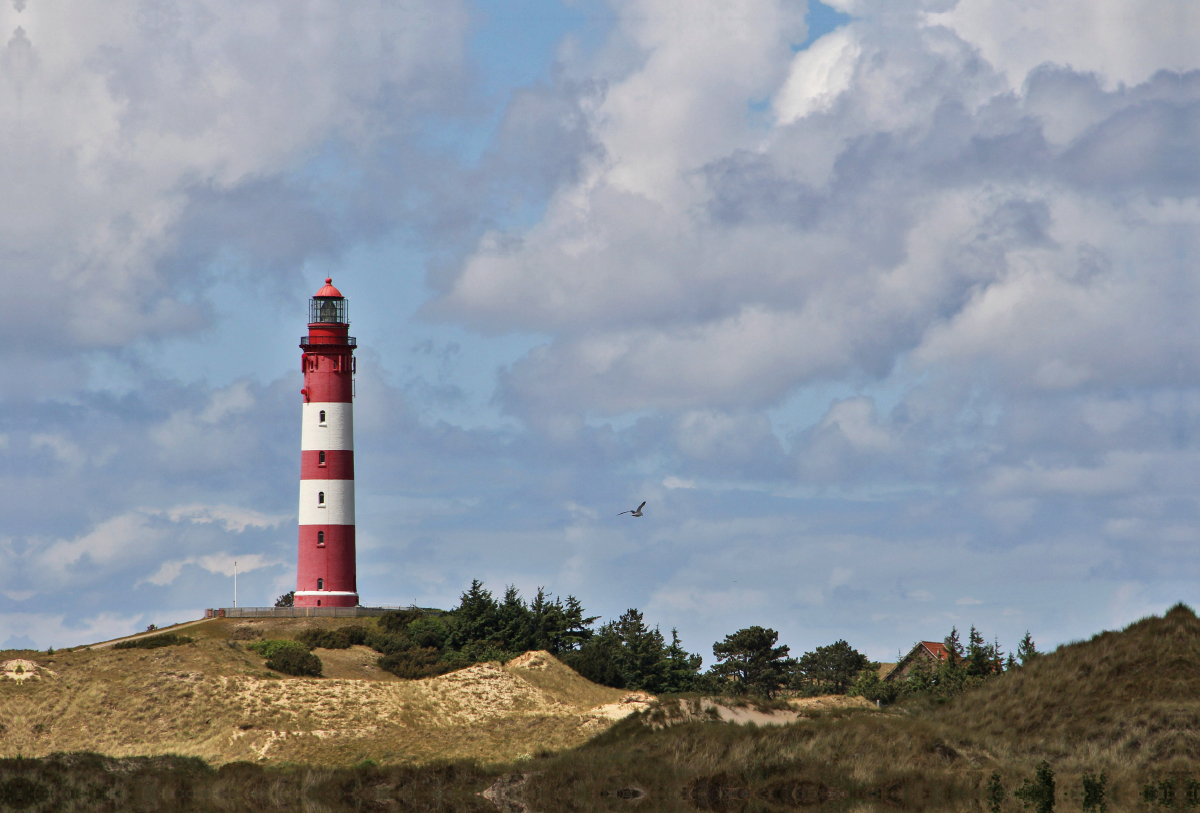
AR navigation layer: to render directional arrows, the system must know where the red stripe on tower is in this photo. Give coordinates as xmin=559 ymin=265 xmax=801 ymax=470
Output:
xmin=296 ymin=278 xmax=358 ymax=608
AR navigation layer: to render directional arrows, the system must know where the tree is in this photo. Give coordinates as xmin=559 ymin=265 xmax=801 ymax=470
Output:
xmin=944 ymin=626 xmax=963 ymax=666
xmin=561 ymin=628 xmax=626 ymax=688
xmin=796 ymin=640 xmax=871 ymax=694
xmin=448 ymin=580 xmax=501 ymax=649
xmin=275 ymin=591 xmax=295 ymax=608
xmin=496 ymin=585 xmax=533 ymax=651
xmin=528 ymin=589 xmax=597 ymax=654
xmin=661 ymin=628 xmax=703 ymax=693
xmin=1016 ymin=631 xmax=1038 ymax=665
xmin=966 ymin=625 xmax=998 ymax=677
xmin=710 ymin=626 xmax=793 ymax=697
xmin=614 ymin=609 xmax=669 ymax=692
xmin=849 ymin=666 xmax=898 ymax=705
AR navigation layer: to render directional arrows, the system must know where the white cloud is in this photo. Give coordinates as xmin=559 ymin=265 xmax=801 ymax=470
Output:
xmin=0 ymin=0 xmax=470 ymax=353
xmin=161 ymin=504 xmax=288 ymax=533
xmin=775 ymin=29 xmax=861 ymax=123
xmin=926 ymin=0 xmax=1198 ymax=91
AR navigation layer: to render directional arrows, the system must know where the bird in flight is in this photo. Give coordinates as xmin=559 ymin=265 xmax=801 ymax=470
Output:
xmin=618 ymin=501 xmax=646 ymax=517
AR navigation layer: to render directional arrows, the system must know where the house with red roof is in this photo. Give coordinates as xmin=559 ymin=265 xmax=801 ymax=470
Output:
xmin=883 ymin=640 xmax=954 ymax=683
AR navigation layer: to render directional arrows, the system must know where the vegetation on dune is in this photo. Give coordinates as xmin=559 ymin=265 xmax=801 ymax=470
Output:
xmin=245 ymin=639 xmax=322 ymax=676
xmin=501 ymin=603 xmax=1200 ymax=810
xmin=5 ymin=599 xmax=1200 ymax=810
xmin=112 ymin=633 xmax=194 ymax=650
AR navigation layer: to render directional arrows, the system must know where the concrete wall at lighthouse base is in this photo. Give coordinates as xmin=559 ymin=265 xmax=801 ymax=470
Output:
xmin=294 ymin=590 xmax=358 ymax=608
xmin=207 ymin=606 xmax=401 ymax=618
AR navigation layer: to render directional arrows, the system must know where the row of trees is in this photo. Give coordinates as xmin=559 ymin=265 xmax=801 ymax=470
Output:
xmin=853 ymin=625 xmax=1040 ymax=704
xmin=276 ymin=582 xmax=1039 ymax=701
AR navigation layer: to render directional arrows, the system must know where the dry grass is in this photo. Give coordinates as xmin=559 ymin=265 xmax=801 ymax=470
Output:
xmin=5 ymin=605 xmax=1200 ymax=810
xmin=0 ymin=618 xmax=634 ymax=768
xmin=510 ymin=604 xmax=1200 ymax=810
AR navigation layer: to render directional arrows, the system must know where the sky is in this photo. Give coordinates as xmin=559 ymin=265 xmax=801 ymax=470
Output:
xmin=1 ymin=0 xmax=1198 ymax=663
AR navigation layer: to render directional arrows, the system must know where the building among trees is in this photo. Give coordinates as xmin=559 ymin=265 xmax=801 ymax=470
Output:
xmin=883 ymin=641 xmax=953 ymax=683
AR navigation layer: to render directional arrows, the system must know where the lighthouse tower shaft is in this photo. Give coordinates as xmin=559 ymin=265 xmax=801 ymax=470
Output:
xmin=296 ymin=279 xmax=358 ymax=608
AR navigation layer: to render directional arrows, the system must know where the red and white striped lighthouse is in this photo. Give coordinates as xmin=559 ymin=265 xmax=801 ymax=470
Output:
xmin=296 ymin=278 xmax=358 ymax=608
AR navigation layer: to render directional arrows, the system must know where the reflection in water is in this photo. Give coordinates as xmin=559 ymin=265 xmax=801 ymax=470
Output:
xmin=0 ymin=756 xmax=1177 ymax=813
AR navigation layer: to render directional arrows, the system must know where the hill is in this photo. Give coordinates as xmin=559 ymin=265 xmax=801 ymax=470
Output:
xmin=929 ymin=601 xmax=1200 ymax=773
xmin=0 ymin=616 xmax=644 ymax=766
xmin=502 ymin=604 xmax=1200 ymax=810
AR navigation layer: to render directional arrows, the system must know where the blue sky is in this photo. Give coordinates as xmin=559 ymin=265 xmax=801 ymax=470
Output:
xmin=1 ymin=0 xmax=1198 ymax=663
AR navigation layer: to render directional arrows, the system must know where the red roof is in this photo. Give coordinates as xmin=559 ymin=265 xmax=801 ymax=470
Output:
xmin=921 ymin=641 xmax=951 ymax=660
xmin=314 ymin=277 xmax=343 ymax=298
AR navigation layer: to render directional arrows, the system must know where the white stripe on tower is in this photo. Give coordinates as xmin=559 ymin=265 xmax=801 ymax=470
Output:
xmin=298 ymin=479 xmax=356 ymax=525
xmin=300 ymin=403 xmax=354 ymax=451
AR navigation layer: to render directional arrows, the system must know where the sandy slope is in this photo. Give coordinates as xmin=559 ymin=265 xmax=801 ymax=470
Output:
xmin=0 ymin=623 xmax=636 ymax=766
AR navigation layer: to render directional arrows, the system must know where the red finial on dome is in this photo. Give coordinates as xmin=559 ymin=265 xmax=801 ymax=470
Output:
xmin=315 ymin=277 xmax=343 ymax=298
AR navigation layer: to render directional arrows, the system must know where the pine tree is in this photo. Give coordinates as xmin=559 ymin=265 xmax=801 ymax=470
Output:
xmin=496 ymin=585 xmax=532 ymax=652
xmin=661 ymin=628 xmax=703 ymax=693
xmin=966 ymin=625 xmax=992 ymax=677
xmin=796 ymin=640 xmax=871 ymax=694
xmin=614 ymin=609 xmax=668 ymax=692
xmin=1016 ymin=631 xmax=1038 ymax=665
xmin=944 ymin=626 xmax=964 ymax=666
xmin=710 ymin=626 xmax=793 ymax=697
xmin=448 ymin=579 xmax=500 ymax=648
xmin=559 ymin=595 xmax=598 ymax=652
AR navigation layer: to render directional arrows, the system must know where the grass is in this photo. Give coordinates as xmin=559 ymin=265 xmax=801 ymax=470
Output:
xmin=6 ymin=604 xmax=1200 ymax=809
xmin=504 ymin=603 xmax=1200 ymax=810
xmin=0 ymin=618 xmax=627 ymax=768
xmin=112 ymin=633 xmax=195 ymax=651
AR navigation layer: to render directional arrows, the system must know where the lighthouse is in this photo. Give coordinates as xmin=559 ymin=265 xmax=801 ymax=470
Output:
xmin=295 ymin=278 xmax=358 ymax=608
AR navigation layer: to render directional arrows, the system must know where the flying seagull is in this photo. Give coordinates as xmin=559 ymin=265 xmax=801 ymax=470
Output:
xmin=618 ymin=501 xmax=646 ymax=517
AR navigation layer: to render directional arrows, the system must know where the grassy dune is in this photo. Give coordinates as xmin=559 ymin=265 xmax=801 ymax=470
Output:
xmin=3 ymin=606 xmax=1199 ymax=811
xmin=511 ymin=603 xmax=1200 ymax=810
xmin=0 ymin=617 xmax=632 ymax=767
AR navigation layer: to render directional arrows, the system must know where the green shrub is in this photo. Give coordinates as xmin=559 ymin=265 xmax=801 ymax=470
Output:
xmin=1014 ymin=761 xmax=1055 ymax=813
xmin=364 ymin=630 xmax=412 ymax=655
xmin=113 ymin=634 xmax=194 ymax=650
xmin=295 ymin=625 xmax=368 ymax=650
xmin=266 ymin=646 xmax=322 ymax=677
xmin=1081 ymin=771 xmax=1106 ymax=812
xmin=408 ymin=616 xmax=450 ymax=649
xmin=848 ymin=668 xmax=898 ymax=705
xmin=247 ymin=639 xmax=310 ymax=660
xmin=378 ymin=647 xmax=462 ymax=680
xmin=379 ymin=609 xmax=423 ymax=633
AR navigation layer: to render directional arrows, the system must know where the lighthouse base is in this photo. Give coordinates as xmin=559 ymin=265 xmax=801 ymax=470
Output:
xmin=294 ymin=590 xmax=358 ymax=608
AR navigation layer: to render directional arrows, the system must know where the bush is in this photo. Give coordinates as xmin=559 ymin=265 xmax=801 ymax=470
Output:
xmin=295 ymin=625 xmax=368 ymax=650
xmin=113 ymin=634 xmax=194 ymax=650
xmin=258 ymin=642 xmax=322 ymax=677
xmin=408 ymin=616 xmax=450 ymax=649
xmin=378 ymin=647 xmax=461 ymax=679
xmin=379 ymin=609 xmax=423 ymax=633
xmin=247 ymin=639 xmax=309 ymax=659
xmin=848 ymin=668 xmax=898 ymax=705
xmin=364 ymin=630 xmax=413 ymax=655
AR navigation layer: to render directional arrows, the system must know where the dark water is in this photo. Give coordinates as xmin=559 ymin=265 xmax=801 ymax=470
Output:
xmin=0 ymin=756 xmax=1162 ymax=813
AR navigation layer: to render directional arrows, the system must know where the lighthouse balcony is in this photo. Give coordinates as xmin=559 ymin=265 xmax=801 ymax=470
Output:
xmin=301 ymin=334 xmax=356 ymax=347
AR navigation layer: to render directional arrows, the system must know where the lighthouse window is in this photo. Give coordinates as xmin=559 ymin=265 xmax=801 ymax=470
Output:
xmin=317 ymin=531 xmax=325 ymax=546
xmin=319 ymin=410 xmax=326 ymax=424
xmin=318 ymin=491 xmax=325 ymax=505
xmin=317 ymin=578 xmax=324 ymax=590
xmin=318 ymin=451 xmax=326 ymax=466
